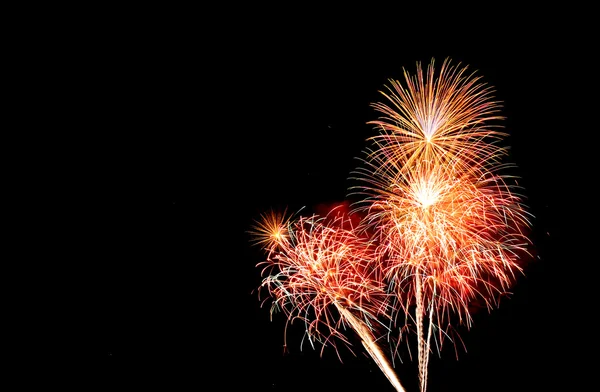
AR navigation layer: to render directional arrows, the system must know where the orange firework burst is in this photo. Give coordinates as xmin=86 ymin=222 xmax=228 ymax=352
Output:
xmin=364 ymin=58 xmax=508 ymax=180
xmin=355 ymin=160 xmax=531 ymax=390
xmin=351 ymin=58 xmax=533 ymax=392
xmin=251 ymin=207 xmax=407 ymax=392
xmin=248 ymin=208 xmax=293 ymax=255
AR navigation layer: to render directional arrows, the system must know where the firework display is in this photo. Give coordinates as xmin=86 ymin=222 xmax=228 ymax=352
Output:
xmin=250 ymin=58 xmax=532 ymax=392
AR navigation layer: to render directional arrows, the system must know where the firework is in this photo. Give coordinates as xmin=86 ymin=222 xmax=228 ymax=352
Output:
xmin=250 ymin=58 xmax=533 ymax=392
xmin=350 ymin=58 xmax=533 ymax=392
xmin=363 ymin=58 xmax=508 ymax=180
xmin=250 ymin=207 xmax=407 ymax=392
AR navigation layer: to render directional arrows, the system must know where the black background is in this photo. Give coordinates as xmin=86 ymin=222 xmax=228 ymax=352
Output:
xmin=78 ymin=7 xmax=588 ymax=391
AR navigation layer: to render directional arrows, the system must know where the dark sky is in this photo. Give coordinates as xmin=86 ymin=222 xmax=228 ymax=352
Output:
xmin=90 ymin=9 xmax=586 ymax=392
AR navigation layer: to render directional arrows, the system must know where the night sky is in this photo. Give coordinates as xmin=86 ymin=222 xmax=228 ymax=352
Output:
xmin=92 ymin=9 xmax=584 ymax=391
